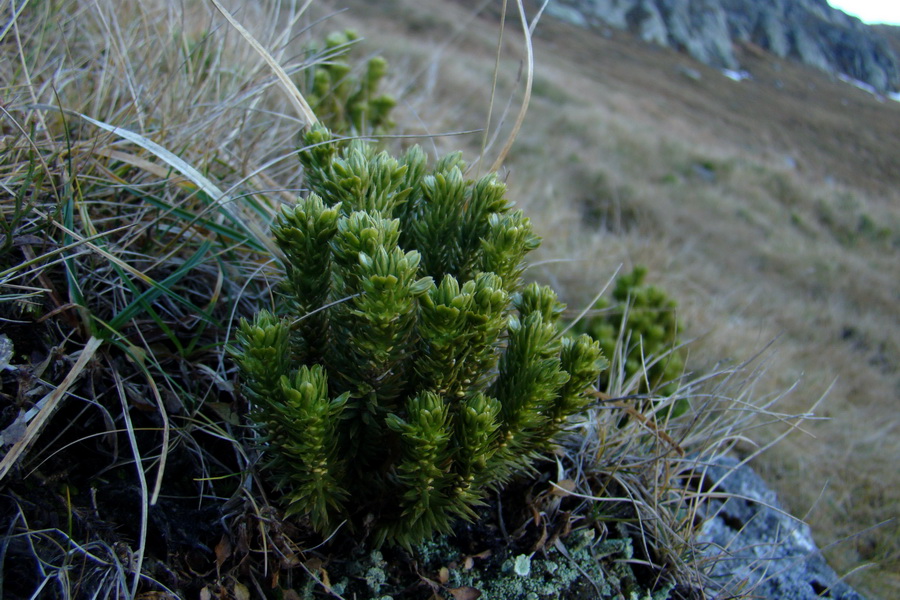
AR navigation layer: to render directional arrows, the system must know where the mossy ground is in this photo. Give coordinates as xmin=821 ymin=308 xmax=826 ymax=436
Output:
xmin=278 ymin=467 xmax=682 ymax=600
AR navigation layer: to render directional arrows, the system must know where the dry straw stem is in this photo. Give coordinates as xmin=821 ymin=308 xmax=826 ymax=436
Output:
xmin=559 ymin=341 xmax=826 ymax=594
xmin=471 ymin=0 xmax=539 ymax=178
xmin=210 ymin=0 xmax=319 ymax=128
xmin=73 ymin=111 xmax=281 ymax=258
xmin=0 ymin=336 xmax=102 ymax=481
xmin=488 ymin=0 xmax=535 ymax=174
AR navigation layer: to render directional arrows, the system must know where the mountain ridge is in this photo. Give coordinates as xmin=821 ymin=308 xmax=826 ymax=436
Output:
xmin=545 ymin=0 xmax=900 ymax=93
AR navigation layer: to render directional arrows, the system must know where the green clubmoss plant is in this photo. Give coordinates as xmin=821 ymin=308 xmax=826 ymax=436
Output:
xmin=300 ymin=30 xmax=397 ymax=135
xmin=571 ymin=266 xmax=685 ymax=399
xmin=233 ymin=126 xmax=607 ymax=547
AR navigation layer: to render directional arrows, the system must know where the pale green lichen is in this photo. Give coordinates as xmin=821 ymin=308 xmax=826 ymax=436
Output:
xmin=422 ymin=530 xmax=672 ymax=600
xmin=364 ymin=550 xmax=389 ymax=595
xmin=513 ymin=553 xmax=532 ymax=576
xmin=300 ymin=529 xmax=674 ymax=599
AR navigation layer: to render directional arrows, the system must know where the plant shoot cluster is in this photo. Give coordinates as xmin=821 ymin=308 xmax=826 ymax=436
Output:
xmin=234 ymin=127 xmax=606 ymax=546
xmin=301 ymin=30 xmax=396 ymax=135
xmin=571 ymin=266 xmax=684 ymax=398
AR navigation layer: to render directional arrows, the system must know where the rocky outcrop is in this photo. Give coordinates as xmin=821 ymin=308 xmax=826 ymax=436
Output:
xmin=544 ymin=0 xmax=900 ymax=93
xmin=696 ymin=456 xmax=866 ymax=600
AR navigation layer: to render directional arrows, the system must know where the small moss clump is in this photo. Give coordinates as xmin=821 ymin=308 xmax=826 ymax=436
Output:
xmin=300 ymin=29 xmax=397 ymax=135
xmin=570 ymin=266 xmax=685 ymax=399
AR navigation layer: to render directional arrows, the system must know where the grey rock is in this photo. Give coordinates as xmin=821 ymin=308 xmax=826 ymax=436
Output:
xmin=658 ymin=0 xmax=737 ymax=69
xmin=627 ymin=1 xmax=668 ymax=45
xmin=696 ymin=456 xmax=866 ymax=600
xmin=544 ymin=3 xmax=589 ymax=28
xmin=721 ymin=0 xmax=791 ymax=58
xmin=545 ymin=0 xmax=900 ymax=93
xmin=547 ymin=0 xmax=631 ymax=29
xmin=583 ymin=0 xmax=631 ymax=29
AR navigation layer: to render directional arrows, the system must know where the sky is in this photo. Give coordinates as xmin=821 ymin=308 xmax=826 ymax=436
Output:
xmin=827 ymin=1 xmax=900 ymax=25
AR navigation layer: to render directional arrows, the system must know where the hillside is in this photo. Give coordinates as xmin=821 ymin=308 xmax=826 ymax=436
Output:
xmin=532 ymin=14 xmax=900 ymax=196
xmin=324 ymin=0 xmax=900 ymax=596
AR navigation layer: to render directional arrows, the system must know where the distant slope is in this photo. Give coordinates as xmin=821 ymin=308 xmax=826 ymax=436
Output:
xmin=439 ymin=0 xmax=900 ymax=195
xmin=528 ymin=10 xmax=900 ymax=197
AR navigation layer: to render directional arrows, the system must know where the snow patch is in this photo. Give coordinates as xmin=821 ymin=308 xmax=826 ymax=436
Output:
xmin=722 ymin=69 xmax=752 ymax=82
xmin=837 ymin=73 xmax=878 ymax=95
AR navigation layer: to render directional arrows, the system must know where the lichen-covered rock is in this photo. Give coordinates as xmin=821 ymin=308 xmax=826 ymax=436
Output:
xmin=696 ymin=456 xmax=866 ymax=600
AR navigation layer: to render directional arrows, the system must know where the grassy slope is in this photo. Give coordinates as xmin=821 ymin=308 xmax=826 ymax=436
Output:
xmin=321 ymin=0 xmax=900 ymax=596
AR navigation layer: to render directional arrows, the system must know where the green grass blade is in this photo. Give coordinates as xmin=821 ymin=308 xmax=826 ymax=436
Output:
xmin=71 ymin=112 xmax=280 ymax=257
xmin=107 ymin=240 xmax=217 ymax=333
xmin=129 ymin=187 xmax=270 ymax=254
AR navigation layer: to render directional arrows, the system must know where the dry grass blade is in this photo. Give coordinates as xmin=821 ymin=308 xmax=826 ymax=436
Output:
xmin=558 ymin=266 xmax=620 ymax=337
xmin=0 ymin=1 xmax=31 ymax=45
xmin=112 ymin=369 xmax=149 ymax=598
xmin=71 ymin=111 xmax=280 ymax=258
xmin=0 ymin=224 xmax=131 ymax=282
xmin=0 ymin=336 xmax=103 ymax=481
xmin=554 ymin=346 xmax=823 ymax=591
xmin=478 ymin=0 xmax=508 ymax=177
xmin=488 ymin=0 xmax=533 ymax=173
xmin=209 ymin=0 xmax=319 ymax=128
xmin=123 ymin=345 xmax=172 ymax=508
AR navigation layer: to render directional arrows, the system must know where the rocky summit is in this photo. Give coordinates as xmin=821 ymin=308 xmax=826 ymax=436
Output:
xmin=544 ymin=0 xmax=900 ymax=93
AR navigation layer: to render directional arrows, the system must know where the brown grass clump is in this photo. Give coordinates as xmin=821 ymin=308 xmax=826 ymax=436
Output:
xmin=2 ymin=0 xmax=895 ymax=598
xmin=0 ymin=0 xmax=313 ymax=595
